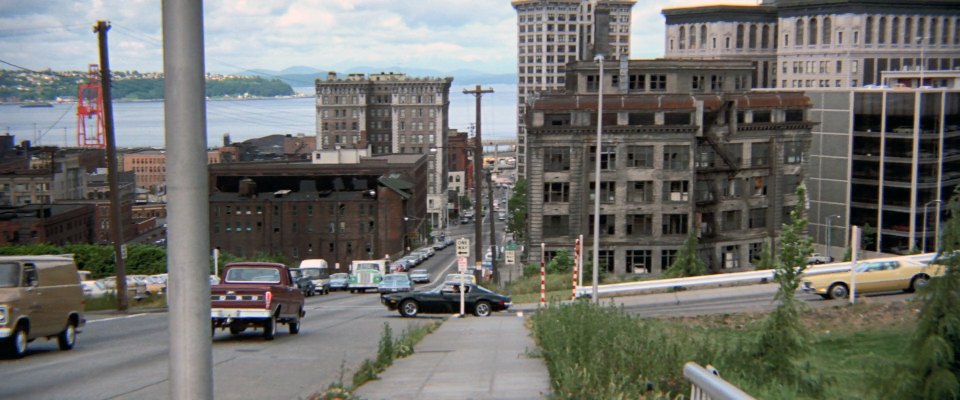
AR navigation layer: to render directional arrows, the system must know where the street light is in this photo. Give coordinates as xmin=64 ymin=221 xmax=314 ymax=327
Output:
xmin=922 ymin=199 xmax=942 ymax=253
xmin=591 ymin=53 xmax=604 ymax=303
xmin=825 ymin=215 xmax=841 ymax=261
xmin=403 ymin=216 xmax=425 ymax=251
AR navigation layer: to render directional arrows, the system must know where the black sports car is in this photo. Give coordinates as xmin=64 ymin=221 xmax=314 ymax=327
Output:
xmin=380 ymin=283 xmax=512 ymax=317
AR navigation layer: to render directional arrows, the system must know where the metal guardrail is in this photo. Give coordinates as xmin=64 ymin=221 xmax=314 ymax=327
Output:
xmin=575 ymin=253 xmax=937 ymax=297
xmin=683 ymin=362 xmax=755 ymax=400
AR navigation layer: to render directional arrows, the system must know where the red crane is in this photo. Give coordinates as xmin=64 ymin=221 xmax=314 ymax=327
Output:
xmin=76 ymin=64 xmax=105 ymax=148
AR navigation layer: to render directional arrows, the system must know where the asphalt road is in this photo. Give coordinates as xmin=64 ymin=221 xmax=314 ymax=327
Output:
xmin=0 ymin=245 xmax=465 ymax=400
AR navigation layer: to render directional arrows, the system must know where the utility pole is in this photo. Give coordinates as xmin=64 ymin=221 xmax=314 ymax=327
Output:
xmin=486 ymin=170 xmax=498 ymax=285
xmin=463 ymin=85 xmax=494 ymax=271
xmin=95 ymin=20 xmax=128 ymax=311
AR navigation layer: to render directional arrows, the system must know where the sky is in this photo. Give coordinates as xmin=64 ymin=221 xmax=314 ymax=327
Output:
xmin=0 ymin=0 xmax=759 ymax=75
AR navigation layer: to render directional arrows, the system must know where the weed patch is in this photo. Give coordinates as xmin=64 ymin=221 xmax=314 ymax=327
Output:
xmin=311 ymin=320 xmax=442 ymax=399
xmin=531 ymin=300 xmax=919 ymax=399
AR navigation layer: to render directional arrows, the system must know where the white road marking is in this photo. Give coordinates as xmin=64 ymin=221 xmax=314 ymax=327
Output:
xmin=87 ymin=313 xmax=148 ymax=323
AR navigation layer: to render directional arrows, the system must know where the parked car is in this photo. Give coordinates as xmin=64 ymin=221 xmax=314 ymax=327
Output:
xmin=381 ymin=283 xmax=511 ymax=317
xmin=806 ymin=253 xmax=834 ymax=265
xmin=81 ymin=280 xmax=109 ymax=298
xmin=378 ymin=273 xmax=413 ymax=294
xmin=801 ymin=258 xmax=946 ymax=299
xmin=129 ymin=275 xmax=165 ymax=295
xmin=98 ymin=276 xmax=148 ymax=300
xmin=409 ymin=269 xmax=431 ymax=284
xmin=289 ymin=269 xmax=317 ymax=297
xmin=444 ymin=237 xmax=455 ymax=247
xmin=444 ymin=273 xmax=477 ymax=285
xmin=432 ymin=241 xmax=446 ymax=251
xmin=0 ymin=255 xmax=85 ymax=358
xmin=329 ymin=273 xmax=350 ymax=291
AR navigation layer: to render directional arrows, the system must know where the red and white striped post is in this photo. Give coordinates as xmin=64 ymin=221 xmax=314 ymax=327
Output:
xmin=540 ymin=242 xmax=546 ymax=308
xmin=572 ymin=238 xmax=580 ymax=300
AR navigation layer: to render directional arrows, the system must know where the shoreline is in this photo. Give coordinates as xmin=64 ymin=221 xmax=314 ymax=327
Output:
xmin=1 ymin=94 xmax=315 ymax=106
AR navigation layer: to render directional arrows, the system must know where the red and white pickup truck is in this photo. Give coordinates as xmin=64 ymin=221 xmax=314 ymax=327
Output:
xmin=211 ymin=262 xmax=305 ymax=340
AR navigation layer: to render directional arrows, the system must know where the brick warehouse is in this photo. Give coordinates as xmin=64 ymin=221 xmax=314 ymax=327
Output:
xmin=208 ymin=151 xmax=427 ymax=268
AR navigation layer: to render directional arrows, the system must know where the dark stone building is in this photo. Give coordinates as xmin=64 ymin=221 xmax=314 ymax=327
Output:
xmin=208 ymin=151 xmax=428 ymax=268
xmin=524 ymin=59 xmax=813 ymax=274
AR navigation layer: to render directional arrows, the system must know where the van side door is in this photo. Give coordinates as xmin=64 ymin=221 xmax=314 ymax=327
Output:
xmin=22 ymin=264 xmax=54 ymax=336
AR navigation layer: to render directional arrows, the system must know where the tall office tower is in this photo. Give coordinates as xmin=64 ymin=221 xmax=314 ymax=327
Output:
xmin=512 ymin=0 xmax=637 ymax=177
xmin=315 ymin=72 xmax=453 ymax=232
xmin=663 ymin=0 xmax=960 ymax=89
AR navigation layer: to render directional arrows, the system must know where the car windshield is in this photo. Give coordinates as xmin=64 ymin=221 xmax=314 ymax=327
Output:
xmin=331 ymin=273 xmax=349 ymax=279
xmin=382 ymin=274 xmax=409 ymax=283
xmin=300 ymin=268 xmax=324 ymax=278
xmin=0 ymin=263 xmax=20 ymax=288
xmin=412 ymin=269 xmax=427 ymax=275
xmin=225 ymin=268 xmax=281 ymax=283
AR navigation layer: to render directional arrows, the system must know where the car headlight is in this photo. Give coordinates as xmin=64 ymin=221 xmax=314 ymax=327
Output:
xmin=0 ymin=306 xmax=6 ymax=326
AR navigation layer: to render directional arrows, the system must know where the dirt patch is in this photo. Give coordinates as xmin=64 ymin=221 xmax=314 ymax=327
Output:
xmin=665 ymin=298 xmax=921 ymax=333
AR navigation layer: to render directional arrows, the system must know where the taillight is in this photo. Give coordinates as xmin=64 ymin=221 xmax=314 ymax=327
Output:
xmin=265 ymin=291 xmax=272 ymax=309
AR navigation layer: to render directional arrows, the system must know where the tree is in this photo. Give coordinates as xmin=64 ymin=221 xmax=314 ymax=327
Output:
xmin=507 ymin=178 xmax=528 ymax=242
xmin=663 ymin=232 xmax=706 ymax=278
xmin=547 ymin=249 xmax=574 ymax=274
xmin=896 ymin=190 xmax=960 ymax=399
xmin=752 ymin=238 xmax=775 ymax=271
xmin=751 ymin=183 xmax=820 ymax=394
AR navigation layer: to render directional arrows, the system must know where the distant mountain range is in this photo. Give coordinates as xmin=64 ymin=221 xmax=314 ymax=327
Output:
xmin=237 ymin=66 xmax=517 ymax=88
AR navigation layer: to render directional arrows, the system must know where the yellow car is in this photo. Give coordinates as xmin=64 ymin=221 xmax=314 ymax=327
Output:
xmin=801 ymin=258 xmax=945 ymax=299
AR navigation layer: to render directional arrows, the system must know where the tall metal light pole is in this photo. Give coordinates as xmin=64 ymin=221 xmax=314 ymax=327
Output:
xmin=591 ymin=54 xmax=604 ymax=303
xmin=923 ymin=199 xmax=942 ymax=252
xmin=162 ymin=0 xmax=213 ymax=397
xmin=825 ymin=214 xmax=841 ymax=261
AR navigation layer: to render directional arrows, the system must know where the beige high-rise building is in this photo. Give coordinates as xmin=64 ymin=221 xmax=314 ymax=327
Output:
xmin=512 ymin=0 xmax=637 ymax=177
xmin=315 ymin=72 xmax=454 ymax=232
xmin=663 ymin=0 xmax=960 ymax=89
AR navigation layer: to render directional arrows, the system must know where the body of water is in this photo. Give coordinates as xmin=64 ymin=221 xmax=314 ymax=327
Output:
xmin=0 ymin=84 xmax=518 ymax=148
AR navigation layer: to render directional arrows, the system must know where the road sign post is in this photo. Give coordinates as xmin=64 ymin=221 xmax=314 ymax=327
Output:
xmin=456 ymin=256 xmax=467 ymax=317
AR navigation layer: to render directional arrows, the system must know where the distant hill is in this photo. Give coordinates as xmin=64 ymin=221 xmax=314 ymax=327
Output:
xmin=241 ymin=66 xmax=517 ymax=88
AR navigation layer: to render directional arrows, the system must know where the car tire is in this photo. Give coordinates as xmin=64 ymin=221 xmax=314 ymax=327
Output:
xmin=907 ymin=274 xmax=930 ymax=293
xmin=3 ymin=324 xmax=28 ymax=358
xmin=263 ymin=314 xmax=277 ymax=341
xmin=289 ymin=314 xmax=301 ymax=335
xmin=474 ymin=301 xmax=492 ymax=317
xmin=57 ymin=320 xmax=78 ymax=351
xmin=399 ymin=300 xmax=419 ymax=318
xmin=229 ymin=325 xmax=245 ymax=335
xmin=828 ymin=283 xmax=849 ymax=300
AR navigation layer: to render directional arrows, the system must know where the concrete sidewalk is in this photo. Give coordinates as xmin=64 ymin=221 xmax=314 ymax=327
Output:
xmin=355 ymin=309 xmax=550 ymax=400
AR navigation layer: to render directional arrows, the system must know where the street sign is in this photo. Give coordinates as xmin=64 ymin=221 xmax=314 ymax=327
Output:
xmin=505 ymin=250 xmax=516 ymax=265
xmin=458 ymin=256 xmax=468 ymax=273
xmin=456 ymin=238 xmax=470 ymax=257
xmin=120 ymin=244 xmax=127 ymax=260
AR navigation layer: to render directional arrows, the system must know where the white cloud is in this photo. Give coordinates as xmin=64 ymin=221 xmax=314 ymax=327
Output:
xmin=0 ymin=0 xmax=761 ymax=74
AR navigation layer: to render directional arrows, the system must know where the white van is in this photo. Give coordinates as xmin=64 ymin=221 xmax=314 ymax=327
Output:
xmin=297 ymin=259 xmax=331 ymax=295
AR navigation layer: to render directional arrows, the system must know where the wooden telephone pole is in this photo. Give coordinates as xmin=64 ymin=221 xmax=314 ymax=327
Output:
xmin=463 ymin=85 xmax=494 ymax=278
xmin=95 ymin=20 xmax=128 ymax=311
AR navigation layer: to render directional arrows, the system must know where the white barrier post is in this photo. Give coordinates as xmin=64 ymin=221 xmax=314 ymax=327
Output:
xmin=540 ymin=243 xmax=546 ymax=308
xmin=850 ymin=225 xmax=861 ymax=304
xmin=572 ymin=238 xmax=580 ymax=300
